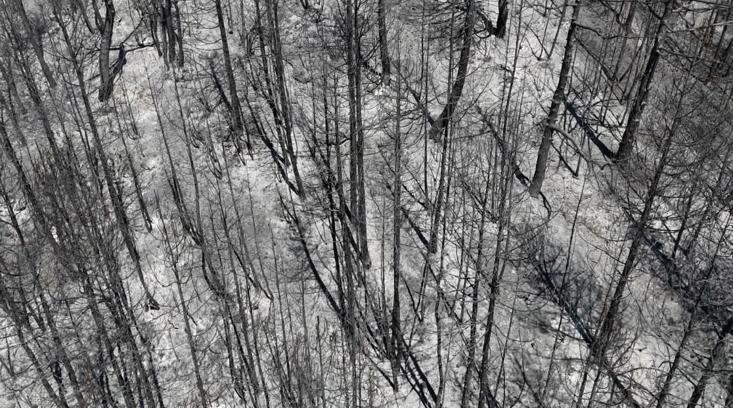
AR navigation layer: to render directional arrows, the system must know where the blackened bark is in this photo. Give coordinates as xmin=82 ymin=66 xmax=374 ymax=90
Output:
xmin=529 ymin=1 xmax=580 ymax=196
xmin=428 ymin=0 xmax=476 ymax=140
xmin=616 ymin=0 xmax=672 ymax=162
xmin=391 ymin=62 xmax=402 ymax=391
xmin=214 ymin=0 xmax=245 ymax=147
xmin=686 ymin=318 xmax=733 ymax=408
xmin=174 ymin=0 xmax=184 ymax=67
xmin=494 ymin=0 xmax=509 ymax=38
xmin=54 ymin=5 xmax=160 ymax=311
xmin=98 ymin=0 xmax=115 ymax=101
xmin=378 ymin=0 xmax=391 ymax=82
xmin=346 ymin=0 xmax=370 ymax=268
xmin=11 ymin=0 xmax=56 ymax=88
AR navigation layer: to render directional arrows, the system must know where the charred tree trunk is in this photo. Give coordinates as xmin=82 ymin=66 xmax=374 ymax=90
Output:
xmin=686 ymin=318 xmax=733 ymax=408
xmin=214 ymin=0 xmax=245 ymax=148
xmin=174 ymin=0 xmax=184 ymax=67
xmin=54 ymin=4 xmax=159 ymax=311
xmin=98 ymin=0 xmax=116 ymax=101
xmin=345 ymin=0 xmax=370 ymax=268
xmin=11 ymin=0 xmax=56 ymax=88
xmin=616 ymin=0 xmax=672 ymax=162
xmin=391 ymin=60 xmax=402 ymax=391
xmin=378 ymin=0 xmax=391 ymax=82
xmin=529 ymin=0 xmax=580 ymax=196
xmin=428 ymin=0 xmax=476 ymax=140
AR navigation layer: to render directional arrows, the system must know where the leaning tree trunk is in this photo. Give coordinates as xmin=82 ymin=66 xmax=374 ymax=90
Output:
xmin=686 ymin=318 xmax=733 ymax=408
xmin=593 ymin=110 xmax=677 ymax=372
xmin=616 ymin=0 xmax=672 ymax=162
xmin=265 ymin=0 xmax=304 ymax=194
xmin=494 ymin=0 xmax=509 ymax=38
xmin=214 ymin=0 xmax=245 ymax=149
xmin=54 ymin=4 xmax=160 ymax=311
xmin=428 ymin=0 xmax=477 ymax=140
xmin=174 ymin=0 xmax=184 ymax=67
xmin=11 ymin=0 xmax=56 ymax=88
xmin=98 ymin=0 xmax=115 ymax=101
xmin=529 ymin=0 xmax=580 ymax=196
xmin=378 ymin=0 xmax=391 ymax=82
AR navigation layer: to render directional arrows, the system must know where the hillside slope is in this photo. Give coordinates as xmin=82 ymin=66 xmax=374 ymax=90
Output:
xmin=0 ymin=0 xmax=732 ymax=407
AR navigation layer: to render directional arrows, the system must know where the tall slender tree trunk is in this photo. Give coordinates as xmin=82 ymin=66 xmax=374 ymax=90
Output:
xmin=391 ymin=59 xmax=402 ymax=391
xmin=428 ymin=0 xmax=477 ymax=140
xmin=655 ymin=311 xmax=695 ymax=408
xmin=98 ymin=0 xmax=115 ymax=101
xmin=54 ymin=4 xmax=159 ymax=310
xmin=159 ymin=213 xmax=209 ymax=407
xmin=594 ymin=112 xmax=677 ymax=371
xmin=345 ymin=0 xmax=370 ymax=268
xmin=529 ymin=0 xmax=580 ymax=196
xmin=174 ymin=0 xmax=184 ymax=67
xmin=264 ymin=0 xmax=304 ymax=194
xmin=477 ymin=135 xmax=515 ymax=408
xmin=459 ymin=180 xmax=490 ymax=407
xmin=616 ymin=0 xmax=672 ymax=162
xmin=495 ymin=0 xmax=509 ymax=38
xmin=165 ymin=0 xmax=177 ymax=64
xmin=686 ymin=318 xmax=733 ymax=408
xmin=378 ymin=0 xmax=391 ymax=82
xmin=11 ymin=0 xmax=56 ymax=88
xmin=214 ymin=0 xmax=245 ymax=148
